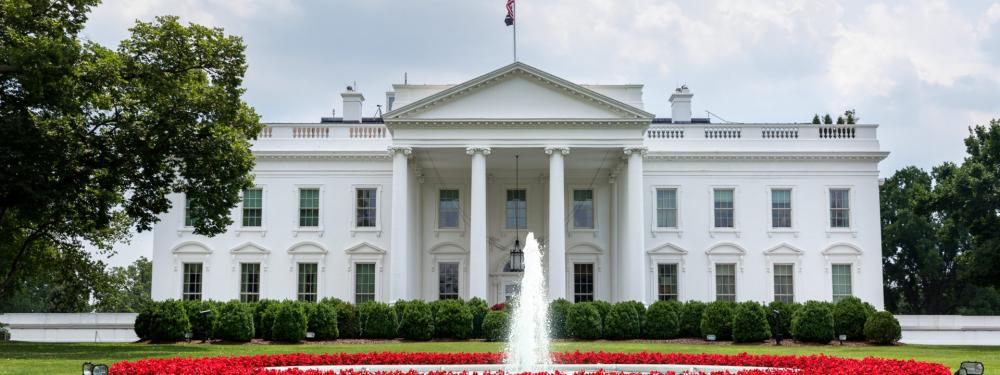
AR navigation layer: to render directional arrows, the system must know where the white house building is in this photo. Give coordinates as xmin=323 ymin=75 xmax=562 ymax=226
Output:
xmin=151 ymin=62 xmax=888 ymax=308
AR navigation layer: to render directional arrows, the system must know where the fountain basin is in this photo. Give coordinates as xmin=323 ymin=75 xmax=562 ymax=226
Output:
xmin=266 ymin=363 xmax=788 ymax=374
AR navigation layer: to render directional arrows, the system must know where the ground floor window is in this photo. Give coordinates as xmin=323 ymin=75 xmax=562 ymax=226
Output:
xmin=355 ymin=263 xmax=376 ymax=303
xmin=715 ymin=263 xmax=736 ymax=302
xmin=832 ymin=263 xmax=853 ymax=302
xmin=773 ymin=263 xmax=794 ymax=303
xmin=182 ymin=263 xmax=203 ymax=301
xmin=573 ymin=263 xmax=594 ymax=302
xmin=438 ymin=262 xmax=460 ymax=300
xmin=657 ymin=263 xmax=678 ymax=301
xmin=297 ymin=263 xmax=318 ymax=302
xmin=239 ymin=263 xmax=260 ymax=302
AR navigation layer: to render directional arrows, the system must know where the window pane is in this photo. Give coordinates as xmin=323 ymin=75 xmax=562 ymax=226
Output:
xmin=773 ymin=263 xmax=794 ymax=303
xmin=356 ymin=188 xmax=377 ymax=228
xmin=572 ymin=189 xmax=594 ymax=229
xmin=715 ymin=263 xmax=736 ymax=302
xmin=297 ymin=263 xmax=318 ymax=302
xmin=573 ymin=263 xmax=594 ymax=302
xmin=438 ymin=190 xmax=460 ymax=229
xmin=656 ymin=189 xmax=678 ymax=228
xmin=355 ymin=263 xmax=376 ymax=303
xmin=505 ymin=189 xmax=527 ymax=229
xmin=657 ymin=264 xmax=678 ymax=301
xmin=830 ymin=189 xmax=850 ymax=228
xmin=242 ymin=188 xmax=263 ymax=227
xmin=771 ymin=189 xmax=792 ymax=228
xmin=184 ymin=197 xmax=196 ymax=227
xmin=240 ymin=263 xmax=260 ymax=302
xmin=299 ymin=189 xmax=320 ymax=227
xmin=182 ymin=263 xmax=203 ymax=301
xmin=714 ymin=189 xmax=735 ymax=228
xmin=438 ymin=262 xmax=460 ymax=300
xmin=832 ymin=264 xmax=853 ymax=302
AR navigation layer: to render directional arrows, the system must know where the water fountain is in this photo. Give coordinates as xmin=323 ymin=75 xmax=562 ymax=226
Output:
xmin=503 ymin=232 xmax=551 ymax=371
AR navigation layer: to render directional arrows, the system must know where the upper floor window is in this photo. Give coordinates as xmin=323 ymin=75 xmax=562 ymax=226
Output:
xmin=572 ymin=189 xmax=594 ymax=229
xmin=715 ymin=263 xmax=736 ymax=302
xmin=438 ymin=262 xmax=460 ymax=300
xmin=356 ymin=188 xmax=377 ymax=228
xmin=505 ymin=189 xmax=527 ymax=229
xmin=771 ymin=189 xmax=792 ymax=228
xmin=656 ymin=188 xmax=678 ymax=228
xmin=438 ymin=189 xmax=460 ymax=229
xmin=713 ymin=189 xmax=735 ymax=228
xmin=832 ymin=263 xmax=853 ymax=302
xmin=298 ymin=188 xmax=320 ymax=227
xmin=830 ymin=189 xmax=850 ymax=228
xmin=182 ymin=262 xmax=203 ymax=301
xmin=184 ymin=196 xmax=196 ymax=227
xmin=240 ymin=263 xmax=260 ymax=303
xmin=242 ymin=188 xmax=263 ymax=227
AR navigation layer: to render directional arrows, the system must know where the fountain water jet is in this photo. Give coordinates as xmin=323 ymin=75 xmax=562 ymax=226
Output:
xmin=504 ymin=232 xmax=551 ymax=371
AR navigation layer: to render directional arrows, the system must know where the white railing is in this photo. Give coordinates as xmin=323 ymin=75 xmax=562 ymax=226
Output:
xmin=762 ymin=127 xmax=799 ymax=139
xmin=819 ymin=125 xmax=856 ymax=139
xmin=647 ymin=128 xmax=685 ymax=139
xmin=257 ymin=124 xmax=388 ymax=140
xmin=646 ymin=124 xmax=875 ymax=142
xmin=705 ymin=127 xmax=742 ymax=139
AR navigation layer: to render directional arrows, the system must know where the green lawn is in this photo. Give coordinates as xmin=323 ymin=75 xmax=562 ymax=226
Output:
xmin=0 ymin=340 xmax=996 ymax=374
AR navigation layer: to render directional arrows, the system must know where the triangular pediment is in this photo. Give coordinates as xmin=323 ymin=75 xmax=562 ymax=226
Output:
xmin=384 ymin=62 xmax=654 ymax=121
xmin=647 ymin=243 xmax=689 ymax=255
xmin=230 ymin=242 xmax=270 ymax=255
xmin=344 ymin=241 xmax=386 ymax=255
xmin=764 ymin=243 xmax=804 ymax=256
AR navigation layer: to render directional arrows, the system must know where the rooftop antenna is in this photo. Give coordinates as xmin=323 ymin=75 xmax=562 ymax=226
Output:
xmin=706 ymin=110 xmax=739 ymax=124
xmin=375 ymin=104 xmax=383 ymax=118
xmin=404 ymin=72 xmax=408 ymax=85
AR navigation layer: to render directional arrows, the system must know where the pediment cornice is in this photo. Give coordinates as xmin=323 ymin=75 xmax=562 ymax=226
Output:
xmin=387 ymin=118 xmax=650 ymax=129
xmin=646 ymin=151 xmax=890 ymax=162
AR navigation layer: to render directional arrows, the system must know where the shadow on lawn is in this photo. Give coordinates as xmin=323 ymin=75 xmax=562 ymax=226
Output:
xmin=0 ymin=342 xmax=215 ymax=360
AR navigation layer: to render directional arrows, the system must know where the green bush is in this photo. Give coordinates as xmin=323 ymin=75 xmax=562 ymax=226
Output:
xmin=767 ymin=301 xmax=800 ymax=339
xmin=252 ymin=299 xmax=278 ymax=339
xmin=399 ymin=300 xmax=433 ymax=341
xmin=566 ymin=302 xmax=602 ymax=339
xmin=792 ymin=300 xmax=835 ymax=343
xmin=732 ymin=301 xmax=771 ymax=343
xmin=270 ymin=301 xmax=308 ymax=343
xmin=644 ymin=300 xmax=681 ymax=339
xmin=216 ymin=301 xmax=254 ymax=342
xmin=467 ymin=297 xmax=489 ymax=338
xmin=322 ymin=298 xmax=359 ymax=338
xmin=148 ymin=300 xmax=191 ymax=341
xmin=259 ymin=302 xmax=282 ymax=341
xmin=548 ymin=299 xmax=572 ymax=339
xmin=482 ymin=310 xmax=510 ymax=342
xmin=308 ymin=302 xmax=339 ymax=340
xmin=359 ymin=301 xmax=398 ymax=339
xmin=604 ymin=302 xmax=641 ymax=340
xmin=134 ymin=303 xmax=156 ymax=340
xmin=433 ymin=299 xmax=474 ymax=339
xmin=700 ymin=301 xmax=735 ymax=340
xmin=834 ymin=297 xmax=871 ymax=340
xmin=183 ymin=300 xmax=219 ymax=341
xmin=393 ymin=300 xmax=410 ymax=327
xmin=591 ymin=300 xmax=612 ymax=326
xmin=679 ymin=301 xmax=707 ymax=337
xmin=621 ymin=300 xmax=646 ymax=336
xmin=863 ymin=311 xmax=901 ymax=345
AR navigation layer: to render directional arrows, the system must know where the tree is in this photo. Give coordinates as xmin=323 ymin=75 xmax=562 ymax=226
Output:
xmin=0 ymin=0 xmax=261 ymax=300
xmin=93 ymin=257 xmax=152 ymax=312
xmin=844 ymin=109 xmax=858 ymax=124
xmin=812 ymin=114 xmax=821 ymax=124
xmin=0 ymin=245 xmax=106 ymax=312
xmin=822 ymin=114 xmax=833 ymax=124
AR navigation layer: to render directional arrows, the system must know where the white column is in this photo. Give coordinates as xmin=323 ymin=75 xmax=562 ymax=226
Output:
xmin=467 ymin=146 xmax=492 ymax=300
xmin=545 ymin=146 xmax=569 ymax=300
xmin=609 ymin=166 xmax=620 ymax=302
xmin=623 ymin=146 xmax=647 ymax=302
xmin=388 ymin=146 xmax=412 ymax=302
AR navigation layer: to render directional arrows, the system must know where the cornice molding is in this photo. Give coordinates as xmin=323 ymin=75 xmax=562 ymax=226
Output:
xmin=645 ymin=151 xmax=889 ymax=162
xmin=385 ymin=118 xmax=650 ymax=129
xmin=253 ymin=151 xmax=391 ymax=160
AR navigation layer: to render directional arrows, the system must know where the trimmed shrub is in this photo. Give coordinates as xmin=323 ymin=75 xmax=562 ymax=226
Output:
xmin=252 ymin=299 xmax=279 ymax=339
xmin=149 ymin=300 xmax=191 ymax=341
xmin=216 ymin=301 xmax=254 ymax=342
xmin=679 ymin=301 xmax=707 ymax=337
xmin=393 ymin=300 xmax=411 ymax=328
xmin=134 ymin=303 xmax=156 ymax=341
xmin=308 ymin=302 xmax=339 ymax=340
xmin=864 ymin=311 xmax=901 ymax=345
xmin=271 ymin=301 xmax=308 ymax=343
xmin=467 ymin=297 xmax=489 ymax=338
xmin=591 ymin=300 xmax=612 ymax=326
xmin=323 ymin=299 xmax=359 ymax=339
xmin=259 ymin=302 xmax=282 ymax=341
xmin=433 ymin=299 xmax=474 ymax=339
xmin=834 ymin=296 xmax=871 ymax=340
xmin=184 ymin=300 xmax=219 ymax=341
xmin=644 ymin=300 xmax=681 ymax=339
xmin=399 ymin=300 xmax=434 ymax=341
xmin=566 ymin=302 xmax=602 ymax=340
xmin=548 ymin=299 xmax=572 ymax=339
xmin=604 ymin=302 xmax=641 ymax=340
xmin=700 ymin=301 xmax=735 ymax=340
xmin=792 ymin=300 xmax=835 ymax=343
xmin=359 ymin=301 xmax=398 ymax=339
xmin=482 ymin=310 xmax=510 ymax=342
xmin=767 ymin=301 xmax=800 ymax=339
xmin=732 ymin=301 xmax=771 ymax=343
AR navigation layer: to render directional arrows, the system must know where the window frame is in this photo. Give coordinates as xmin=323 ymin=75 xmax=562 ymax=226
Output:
xmin=297 ymin=262 xmax=319 ymax=302
xmin=709 ymin=186 xmax=739 ymax=233
xmin=656 ymin=263 xmax=680 ymax=301
xmin=572 ymin=262 xmax=595 ymax=303
xmin=768 ymin=187 xmax=795 ymax=231
xmin=351 ymin=184 xmax=383 ymax=233
xmin=436 ymin=188 xmax=463 ymax=230
xmin=651 ymin=186 xmax=682 ymax=233
xmin=828 ymin=187 xmax=853 ymax=230
xmin=181 ymin=262 xmax=203 ymax=301
xmin=239 ymin=262 xmax=261 ymax=303
xmin=437 ymin=261 xmax=461 ymax=300
xmin=714 ymin=263 xmax=737 ymax=302
xmin=772 ymin=263 xmax=795 ymax=303
xmin=294 ymin=185 xmax=323 ymax=234
xmin=238 ymin=186 xmax=267 ymax=234
xmin=831 ymin=263 xmax=854 ymax=302
xmin=569 ymin=187 xmax=596 ymax=231
xmin=503 ymin=188 xmax=528 ymax=231
xmin=353 ymin=262 xmax=378 ymax=304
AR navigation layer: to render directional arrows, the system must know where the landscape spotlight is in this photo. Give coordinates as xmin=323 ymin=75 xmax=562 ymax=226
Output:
xmin=706 ymin=334 xmax=716 ymax=341
xmin=82 ymin=362 xmax=93 ymax=375
xmin=306 ymin=331 xmax=316 ymax=339
xmin=92 ymin=364 xmax=109 ymax=375
xmin=838 ymin=334 xmax=847 ymax=345
xmin=955 ymin=361 xmax=984 ymax=375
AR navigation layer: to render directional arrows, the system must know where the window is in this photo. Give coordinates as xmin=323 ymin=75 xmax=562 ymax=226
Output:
xmin=830 ymin=189 xmax=850 ymax=228
xmin=573 ymin=263 xmax=594 ymax=302
xmin=355 ymin=263 xmax=376 ymax=303
xmin=298 ymin=188 xmax=319 ymax=227
xmin=713 ymin=189 xmax=735 ymax=228
xmin=438 ymin=190 xmax=460 ymax=229
xmin=773 ymin=263 xmax=794 ymax=303
xmin=242 ymin=188 xmax=263 ymax=227
xmin=771 ymin=189 xmax=792 ymax=228
xmin=715 ymin=263 xmax=736 ymax=302
xmin=438 ymin=262 xmax=460 ymax=300
xmin=572 ymin=189 xmax=594 ymax=229
xmin=356 ymin=188 xmax=377 ymax=228
xmin=832 ymin=264 xmax=853 ymax=302
xmin=505 ymin=189 xmax=527 ymax=229
xmin=657 ymin=264 xmax=678 ymax=301
xmin=297 ymin=263 xmax=318 ymax=302
xmin=656 ymin=188 xmax=678 ymax=228
xmin=182 ymin=263 xmax=203 ymax=300
xmin=239 ymin=263 xmax=260 ymax=302
xmin=184 ymin=196 xmax=196 ymax=227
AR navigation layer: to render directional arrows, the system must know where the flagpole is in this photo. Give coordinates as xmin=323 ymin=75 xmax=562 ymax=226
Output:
xmin=513 ymin=1 xmax=517 ymax=61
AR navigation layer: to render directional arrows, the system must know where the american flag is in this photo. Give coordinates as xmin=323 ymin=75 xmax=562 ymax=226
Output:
xmin=505 ymin=0 xmax=515 ymax=26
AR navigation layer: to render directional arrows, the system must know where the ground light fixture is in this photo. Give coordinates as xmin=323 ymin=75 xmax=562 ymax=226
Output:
xmin=838 ymin=334 xmax=847 ymax=344
xmin=955 ymin=361 xmax=984 ymax=375
xmin=706 ymin=334 xmax=716 ymax=341
xmin=306 ymin=331 xmax=316 ymax=339
xmin=82 ymin=362 xmax=109 ymax=375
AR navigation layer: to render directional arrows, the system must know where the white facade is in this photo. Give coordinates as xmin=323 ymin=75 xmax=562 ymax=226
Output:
xmin=152 ymin=62 xmax=888 ymax=308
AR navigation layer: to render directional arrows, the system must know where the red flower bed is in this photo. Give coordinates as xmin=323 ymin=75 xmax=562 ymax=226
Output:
xmin=110 ymin=351 xmax=949 ymax=375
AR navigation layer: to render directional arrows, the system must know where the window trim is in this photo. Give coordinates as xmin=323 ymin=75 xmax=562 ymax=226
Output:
xmin=650 ymin=185 xmax=683 ymax=235
xmin=346 ymin=246 xmax=384 ymax=303
xmin=709 ymin=186 xmax=740 ymax=235
xmin=177 ymin=194 xmax=197 ymax=234
xmin=569 ymin=186 xmax=597 ymax=232
xmin=238 ymin=262 xmax=262 ymax=303
xmin=831 ymin=263 xmax=854 ymax=302
xmin=431 ymin=252 xmax=468 ymax=300
xmin=181 ymin=262 xmax=204 ymax=301
xmin=294 ymin=185 xmax=324 ymax=235
xmin=771 ymin=263 xmax=796 ymax=304
xmin=763 ymin=243 xmax=803 ymax=303
xmin=237 ymin=186 xmax=267 ymax=236
xmin=296 ymin=262 xmax=320 ymax=302
xmin=655 ymin=263 xmax=680 ymax=301
xmin=706 ymin=243 xmax=745 ymax=302
xmin=825 ymin=186 xmax=857 ymax=236
xmin=566 ymin=253 xmax=600 ymax=301
xmin=766 ymin=186 xmax=798 ymax=235
xmin=435 ymin=187 xmax=465 ymax=232
xmin=353 ymin=262 xmax=378 ymax=304
xmin=351 ymin=184 xmax=383 ymax=234
xmin=571 ymin=262 xmax=596 ymax=303
xmin=713 ymin=263 xmax=738 ymax=302
xmin=502 ymin=186 xmax=529 ymax=232
xmin=436 ymin=261 xmax=462 ymax=300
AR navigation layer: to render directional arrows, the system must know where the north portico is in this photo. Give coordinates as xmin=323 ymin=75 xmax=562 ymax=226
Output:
xmin=152 ymin=62 xmax=888 ymax=308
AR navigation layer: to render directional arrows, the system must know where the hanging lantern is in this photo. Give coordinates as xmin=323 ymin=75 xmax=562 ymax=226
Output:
xmin=509 ymin=239 xmax=524 ymax=272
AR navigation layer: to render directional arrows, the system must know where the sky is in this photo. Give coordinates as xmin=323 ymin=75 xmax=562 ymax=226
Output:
xmin=81 ymin=0 xmax=1000 ymax=266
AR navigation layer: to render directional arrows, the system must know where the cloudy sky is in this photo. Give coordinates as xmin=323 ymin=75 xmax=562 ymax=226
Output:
xmin=82 ymin=0 xmax=1000 ymax=265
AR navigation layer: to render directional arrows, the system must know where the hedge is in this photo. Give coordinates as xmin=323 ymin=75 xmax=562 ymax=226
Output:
xmin=433 ymin=299 xmax=474 ymax=339
xmin=136 ymin=300 xmax=190 ymax=341
xmin=216 ymin=301 xmax=254 ymax=342
xmin=359 ymin=301 xmax=398 ymax=339
xmin=252 ymin=300 xmax=279 ymax=339
xmin=482 ymin=310 xmax=510 ymax=342
xmin=322 ymin=298 xmax=359 ymax=338
xmin=467 ymin=298 xmax=489 ymax=339
xmin=604 ymin=302 xmax=641 ymax=340
xmin=566 ymin=302 xmax=602 ymax=339
xmin=271 ymin=301 xmax=308 ymax=343
xmin=399 ymin=300 xmax=433 ymax=341
xmin=700 ymin=301 xmax=735 ymax=340
xmin=591 ymin=300 xmax=612 ymax=327
xmin=644 ymin=300 xmax=681 ymax=339
xmin=548 ymin=299 xmax=572 ymax=339
xmin=679 ymin=301 xmax=707 ymax=337
xmin=864 ymin=311 xmax=901 ymax=345
xmin=833 ymin=296 xmax=870 ymax=341
xmin=307 ymin=301 xmax=339 ymax=340
xmin=184 ymin=300 xmax=219 ymax=341
xmin=732 ymin=301 xmax=771 ymax=343
xmin=767 ymin=301 xmax=800 ymax=339
xmin=792 ymin=300 xmax=835 ymax=343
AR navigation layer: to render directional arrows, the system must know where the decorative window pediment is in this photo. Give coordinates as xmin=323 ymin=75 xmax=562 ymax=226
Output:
xmin=647 ymin=243 xmax=689 ymax=255
xmin=344 ymin=241 xmax=386 ymax=255
xmin=764 ymin=243 xmax=804 ymax=256
xmin=230 ymin=242 xmax=270 ymax=255
xmin=822 ymin=242 xmax=863 ymax=256
xmin=705 ymin=242 xmax=746 ymax=256
xmin=568 ymin=243 xmax=602 ymax=255
xmin=289 ymin=241 xmax=329 ymax=255
xmin=429 ymin=242 xmax=468 ymax=254
xmin=171 ymin=241 xmax=212 ymax=254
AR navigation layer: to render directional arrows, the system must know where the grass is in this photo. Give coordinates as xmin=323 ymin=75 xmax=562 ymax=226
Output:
xmin=0 ymin=340 xmax=996 ymax=374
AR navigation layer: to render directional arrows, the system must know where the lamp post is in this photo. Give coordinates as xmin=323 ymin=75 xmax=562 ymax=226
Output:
xmin=771 ymin=309 xmax=783 ymax=345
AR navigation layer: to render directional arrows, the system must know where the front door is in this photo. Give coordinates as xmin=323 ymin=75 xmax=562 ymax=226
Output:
xmin=496 ymin=275 xmax=521 ymax=303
